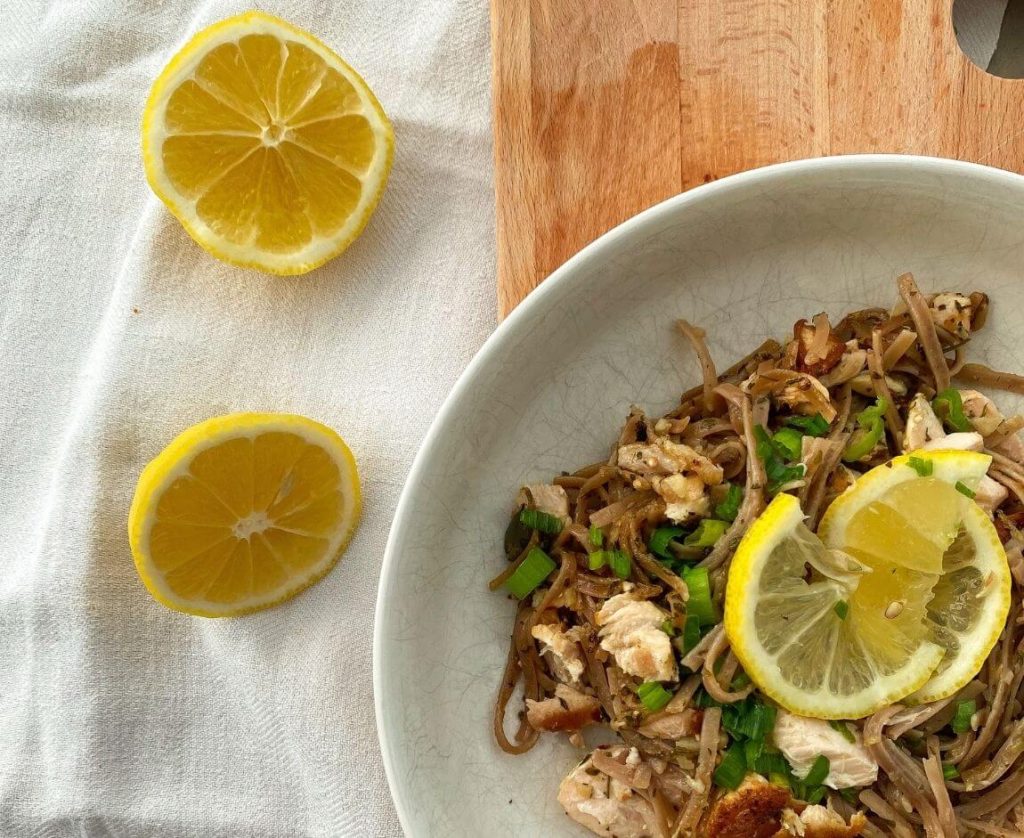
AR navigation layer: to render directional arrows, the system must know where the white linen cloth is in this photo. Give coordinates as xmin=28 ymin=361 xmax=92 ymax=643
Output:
xmin=0 ymin=1 xmax=493 ymax=835
xmin=0 ymin=1 xmax=1010 ymax=836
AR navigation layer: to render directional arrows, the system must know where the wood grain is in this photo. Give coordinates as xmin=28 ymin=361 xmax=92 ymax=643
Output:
xmin=492 ymin=0 xmax=1024 ymax=317
xmin=491 ymin=0 xmax=681 ymax=316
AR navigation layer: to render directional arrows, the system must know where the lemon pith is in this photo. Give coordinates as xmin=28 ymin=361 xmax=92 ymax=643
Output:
xmin=725 ymin=450 xmax=1010 ymax=718
xmin=128 ymin=413 xmax=361 ymax=617
xmin=141 ymin=12 xmax=394 ymax=275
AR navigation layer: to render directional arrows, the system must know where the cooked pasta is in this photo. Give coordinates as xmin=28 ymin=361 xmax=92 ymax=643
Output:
xmin=491 ymin=274 xmax=1024 ymax=837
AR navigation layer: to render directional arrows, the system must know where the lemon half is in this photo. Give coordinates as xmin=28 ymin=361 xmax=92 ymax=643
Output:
xmin=128 ymin=413 xmax=361 ymax=617
xmin=142 ymin=12 xmax=394 ymax=274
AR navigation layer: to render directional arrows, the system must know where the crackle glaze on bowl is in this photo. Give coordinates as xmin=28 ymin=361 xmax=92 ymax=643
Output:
xmin=374 ymin=156 xmax=1024 ymax=836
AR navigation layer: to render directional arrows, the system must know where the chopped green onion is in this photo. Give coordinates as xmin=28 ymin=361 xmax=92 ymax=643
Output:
xmin=942 ymin=762 xmax=959 ymax=781
xmin=769 ymin=771 xmax=792 ymax=789
xmin=589 ymin=549 xmax=631 ymax=577
xmin=772 ymin=427 xmax=804 ymax=460
xmin=952 ymin=699 xmax=976 ymax=734
xmin=721 ymin=694 xmax=768 ymax=733
xmin=660 ymin=619 xmax=677 ymax=636
xmin=684 ymin=518 xmax=728 ymax=548
xmin=908 ymin=456 xmax=933 ymax=477
xmin=804 ymin=755 xmax=830 ymax=787
xmin=829 ymin=720 xmax=855 ymax=743
xmin=518 ymin=508 xmax=563 ymax=535
xmin=503 ymin=547 xmax=556 ymax=599
xmin=750 ymin=748 xmax=791 ymax=778
xmin=804 ymin=785 xmax=826 ymax=805
xmin=749 ymin=702 xmax=777 ymax=741
xmin=833 ymin=600 xmax=849 ymax=621
xmin=713 ymin=743 xmax=747 ymax=790
xmin=838 ymin=787 xmax=859 ymax=805
xmin=842 ymin=419 xmax=884 ymax=462
xmin=589 ymin=525 xmax=604 ymax=547
xmin=694 ymin=687 xmax=721 ymax=709
xmin=754 ymin=424 xmax=782 ymax=464
xmin=743 ymin=738 xmax=764 ymax=770
xmin=754 ymin=424 xmax=779 ymax=457
xmin=636 ymin=681 xmax=673 ymax=712
xmin=682 ymin=566 xmax=717 ymax=625
xmin=843 ymin=397 xmax=889 ymax=463
xmin=755 ymin=425 xmax=807 ymax=493
xmin=784 ymin=413 xmax=830 ymax=437
xmin=715 ymin=483 xmax=743 ymax=522
xmin=731 ymin=672 xmax=752 ymax=690
xmin=768 ymin=461 xmax=806 ymax=493
xmin=855 ymin=397 xmax=889 ymax=429
xmin=724 ymin=701 xmax=777 ymax=742
xmin=648 ymin=526 xmax=686 ymax=560
xmin=955 ymin=481 xmax=976 ymax=500
xmin=677 ymin=615 xmax=702 ymax=655
xmin=933 ymin=388 xmax=971 ymax=433
xmin=608 ymin=549 xmax=632 ymax=580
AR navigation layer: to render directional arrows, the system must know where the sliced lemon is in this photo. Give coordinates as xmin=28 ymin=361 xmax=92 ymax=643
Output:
xmin=819 ymin=450 xmax=1010 ymax=704
xmin=128 ymin=413 xmax=361 ymax=616
xmin=142 ymin=12 xmax=394 ymax=274
xmin=725 ymin=492 xmax=943 ymax=719
xmin=817 ymin=450 xmax=991 ymax=568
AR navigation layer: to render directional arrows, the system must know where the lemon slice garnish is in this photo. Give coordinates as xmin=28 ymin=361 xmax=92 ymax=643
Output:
xmin=725 ymin=492 xmax=943 ymax=719
xmin=128 ymin=413 xmax=361 ymax=616
xmin=726 ymin=450 xmax=1010 ymax=718
xmin=819 ymin=450 xmax=1010 ymax=704
xmin=142 ymin=12 xmax=393 ymax=274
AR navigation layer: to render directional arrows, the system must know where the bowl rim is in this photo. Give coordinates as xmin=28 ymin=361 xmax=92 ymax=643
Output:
xmin=372 ymin=153 xmax=1024 ymax=835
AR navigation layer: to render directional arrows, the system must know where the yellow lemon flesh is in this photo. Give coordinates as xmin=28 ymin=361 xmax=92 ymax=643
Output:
xmin=726 ymin=450 xmax=1009 ymax=718
xmin=128 ymin=413 xmax=361 ymax=616
xmin=142 ymin=12 xmax=394 ymax=274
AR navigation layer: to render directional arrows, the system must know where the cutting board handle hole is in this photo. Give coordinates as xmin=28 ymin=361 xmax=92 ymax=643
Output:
xmin=953 ymin=0 xmax=1024 ymax=78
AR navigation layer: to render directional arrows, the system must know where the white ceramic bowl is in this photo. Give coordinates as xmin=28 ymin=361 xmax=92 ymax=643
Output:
xmin=374 ymin=155 xmax=1024 ymax=836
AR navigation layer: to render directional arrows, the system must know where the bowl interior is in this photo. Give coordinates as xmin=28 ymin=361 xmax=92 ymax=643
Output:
xmin=375 ymin=157 xmax=1024 ymax=836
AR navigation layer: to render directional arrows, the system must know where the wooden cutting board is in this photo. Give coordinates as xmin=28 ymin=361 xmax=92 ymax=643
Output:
xmin=491 ymin=0 xmax=1024 ymax=317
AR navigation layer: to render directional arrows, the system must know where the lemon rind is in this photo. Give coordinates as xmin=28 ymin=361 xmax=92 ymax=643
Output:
xmin=141 ymin=11 xmax=395 ymax=275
